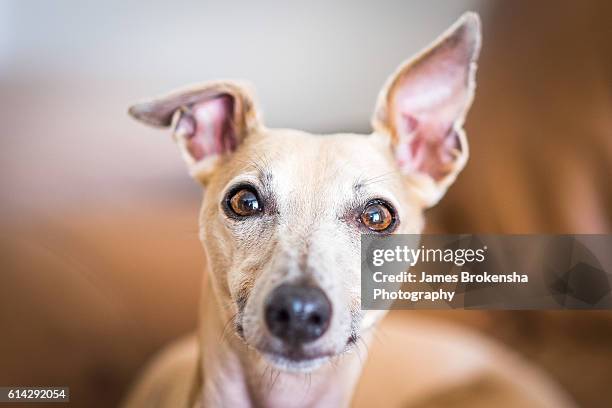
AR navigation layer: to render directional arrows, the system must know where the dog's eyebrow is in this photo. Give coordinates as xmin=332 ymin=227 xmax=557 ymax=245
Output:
xmin=259 ymin=168 xmax=273 ymax=189
xmin=255 ymin=168 xmax=279 ymax=214
xmin=353 ymin=180 xmax=365 ymax=192
xmin=255 ymin=168 xmax=274 ymax=198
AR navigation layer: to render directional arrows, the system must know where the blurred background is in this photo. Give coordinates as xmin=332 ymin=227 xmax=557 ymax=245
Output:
xmin=1 ymin=0 xmax=611 ymax=407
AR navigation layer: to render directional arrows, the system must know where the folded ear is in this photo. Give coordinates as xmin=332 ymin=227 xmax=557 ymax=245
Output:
xmin=128 ymin=81 xmax=261 ymax=182
xmin=372 ymin=12 xmax=481 ymax=208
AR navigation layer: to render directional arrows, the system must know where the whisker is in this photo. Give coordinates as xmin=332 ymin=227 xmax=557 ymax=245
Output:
xmin=330 ymin=355 xmax=340 ymax=374
xmin=359 ymin=171 xmax=402 ymax=187
xmin=304 ymin=372 xmax=312 ymax=394
xmin=353 ymin=339 xmax=364 ymax=367
xmin=219 ymin=312 xmax=238 ymax=345
xmin=258 ymin=364 xmax=270 ymax=392
xmin=368 ymin=324 xmax=386 ymax=347
xmin=358 ymin=337 xmax=370 ymax=361
xmin=269 ymin=369 xmax=281 ymax=392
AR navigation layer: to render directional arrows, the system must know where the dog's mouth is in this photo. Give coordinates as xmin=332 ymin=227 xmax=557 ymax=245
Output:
xmin=243 ymin=330 xmax=360 ymax=372
xmin=261 ymin=349 xmax=333 ymax=372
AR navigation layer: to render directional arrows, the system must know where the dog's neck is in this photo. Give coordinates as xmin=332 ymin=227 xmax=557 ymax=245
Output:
xmin=195 ymin=278 xmax=366 ymax=408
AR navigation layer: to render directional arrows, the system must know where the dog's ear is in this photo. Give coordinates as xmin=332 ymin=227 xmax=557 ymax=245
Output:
xmin=372 ymin=13 xmax=481 ymax=208
xmin=128 ymin=81 xmax=260 ymax=182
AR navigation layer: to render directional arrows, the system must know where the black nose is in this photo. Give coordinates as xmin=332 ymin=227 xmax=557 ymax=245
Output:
xmin=264 ymin=284 xmax=332 ymax=345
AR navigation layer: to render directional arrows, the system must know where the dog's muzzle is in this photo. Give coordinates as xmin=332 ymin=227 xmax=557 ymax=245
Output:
xmin=264 ymin=284 xmax=331 ymax=346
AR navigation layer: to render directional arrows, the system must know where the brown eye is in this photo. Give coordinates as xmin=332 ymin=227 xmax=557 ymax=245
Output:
xmin=228 ymin=188 xmax=262 ymax=216
xmin=360 ymin=201 xmax=394 ymax=232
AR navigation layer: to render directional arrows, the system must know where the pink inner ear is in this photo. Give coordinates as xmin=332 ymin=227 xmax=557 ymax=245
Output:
xmin=391 ymin=55 xmax=470 ymax=180
xmin=175 ymin=95 xmax=236 ymax=162
xmin=395 ymin=108 xmax=460 ymax=181
xmin=409 ymin=125 xmax=460 ymax=181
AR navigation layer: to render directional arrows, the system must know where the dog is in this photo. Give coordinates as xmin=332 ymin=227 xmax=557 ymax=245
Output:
xmin=123 ymin=13 xmax=575 ymax=408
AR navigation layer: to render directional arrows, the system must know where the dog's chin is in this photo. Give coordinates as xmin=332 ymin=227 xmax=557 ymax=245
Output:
xmin=261 ymin=351 xmax=331 ymax=373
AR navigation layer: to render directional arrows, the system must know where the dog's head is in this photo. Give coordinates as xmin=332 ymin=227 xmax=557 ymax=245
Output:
xmin=129 ymin=13 xmax=480 ymax=372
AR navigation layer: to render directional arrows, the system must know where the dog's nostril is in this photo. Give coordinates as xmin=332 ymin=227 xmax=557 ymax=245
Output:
xmin=308 ymin=314 xmax=322 ymax=326
xmin=264 ymin=284 xmax=332 ymax=345
xmin=276 ymin=309 xmax=290 ymax=323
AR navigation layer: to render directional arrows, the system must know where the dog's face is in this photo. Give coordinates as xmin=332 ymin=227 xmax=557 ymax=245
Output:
xmin=198 ymin=129 xmax=425 ymax=371
xmin=129 ymin=14 xmax=480 ymax=372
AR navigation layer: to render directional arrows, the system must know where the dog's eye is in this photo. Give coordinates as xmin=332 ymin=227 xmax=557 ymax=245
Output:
xmin=360 ymin=201 xmax=395 ymax=232
xmin=228 ymin=188 xmax=262 ymax=216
